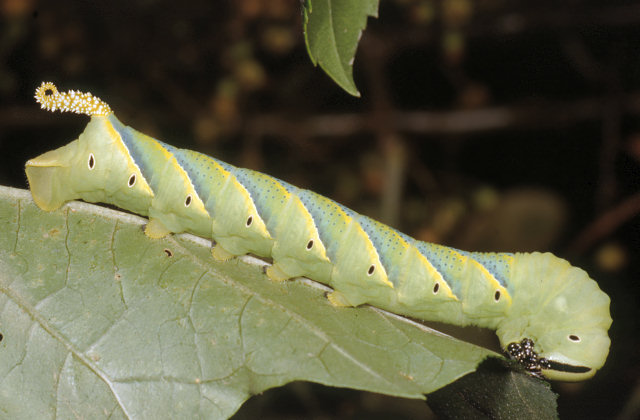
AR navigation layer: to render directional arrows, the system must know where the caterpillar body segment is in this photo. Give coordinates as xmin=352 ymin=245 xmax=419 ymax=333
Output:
xmin=170 ymin=148 xmax=273 ymax=260
xmin=230 ymin=169 xmax=333 ymax=282
xmin=26 ymin=82 xmax=612 ymax=381
xmin=107 ymin=116 xmax=212 ymax=239
xmin=295 ymin=188 xmax=394 ymax=306
xmin=350 ymin=215 xmax=459 ymax=308
xmin=149 ymin=144 xmax=212 ymax=238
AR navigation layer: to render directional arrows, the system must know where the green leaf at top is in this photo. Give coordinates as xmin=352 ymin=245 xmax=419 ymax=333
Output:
xmin=302 ymin=0 xmax=379 ymax=96
xmin=0 ymin=186 xmax=497 ymax=419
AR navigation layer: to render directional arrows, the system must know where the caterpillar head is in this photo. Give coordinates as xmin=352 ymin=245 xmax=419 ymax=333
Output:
xmin=26 ymin=82 xmax=154 ymax=215
xmin=497 ymin=252 xmax=612 ymax=381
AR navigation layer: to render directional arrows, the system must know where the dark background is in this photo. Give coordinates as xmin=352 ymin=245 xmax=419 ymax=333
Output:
xmin=1 ymin=1 xmax=638 ymax=418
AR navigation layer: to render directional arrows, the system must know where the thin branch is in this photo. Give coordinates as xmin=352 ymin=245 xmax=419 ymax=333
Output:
xmin=566 ymin=192 xmax=640 ymax=256
xmin=240 ymin=92 xmax=640 ymax=139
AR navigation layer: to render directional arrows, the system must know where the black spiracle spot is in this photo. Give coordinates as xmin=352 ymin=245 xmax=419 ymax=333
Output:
xmin=306 ymin=240 xmax=314 ymax=250
xmin=164 ymin=249 xmax=173 ymax=257
xmin=185 ymin=195 xmax=192 ymax=207
xmin=367 ymin=264 xmax=375 ymax=276
xmin=246 ymin=216 xmax=253 ymax=227
xmin=494 ymin=290 xmax=501 ymax=301
xmin=433 ymin=283 xmax=440 ymax=294
xmin=128 ymin=174 xmax=136 ymax=187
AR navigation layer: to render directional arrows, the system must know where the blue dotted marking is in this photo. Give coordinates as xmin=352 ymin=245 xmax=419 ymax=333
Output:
xmin=171 ymin=148 xmax=230 ymax=205
xmin=109 ymin=115 xmax=169 ymax=192
xmin=233 ymin=168 xmax=291 ymax=227
xmin=297 ymin=188 xmax=349 ymax=261
xmin=414 ymin=242 xmax=465 ymax=297
xmin=356 ymin=215 xmax=406 ymax=283
xmin=464 ymin=251 xmax=514 ymax=291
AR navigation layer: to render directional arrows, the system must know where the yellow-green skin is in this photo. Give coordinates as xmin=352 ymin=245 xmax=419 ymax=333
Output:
xmin=25 ymin=117 xmax=154 ymax=215
xmin=26 ymin=114 xmax=612 ymax=381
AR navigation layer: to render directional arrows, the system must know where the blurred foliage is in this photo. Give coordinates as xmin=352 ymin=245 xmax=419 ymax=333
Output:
xmin=302 ymin=0 xmax=379 ymax=96
xmin=0 ymin=0 xmax=639 ymax=419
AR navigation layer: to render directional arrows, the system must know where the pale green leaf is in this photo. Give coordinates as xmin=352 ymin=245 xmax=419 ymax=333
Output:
xmin=0 ymin=186 xmax=497 ymax=419
xmin=302 ymin=0 xmax=379 ymax=96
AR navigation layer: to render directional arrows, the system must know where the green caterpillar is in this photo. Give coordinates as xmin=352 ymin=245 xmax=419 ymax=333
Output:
xmin=26 ymin=82 xmax=612 ymax=381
